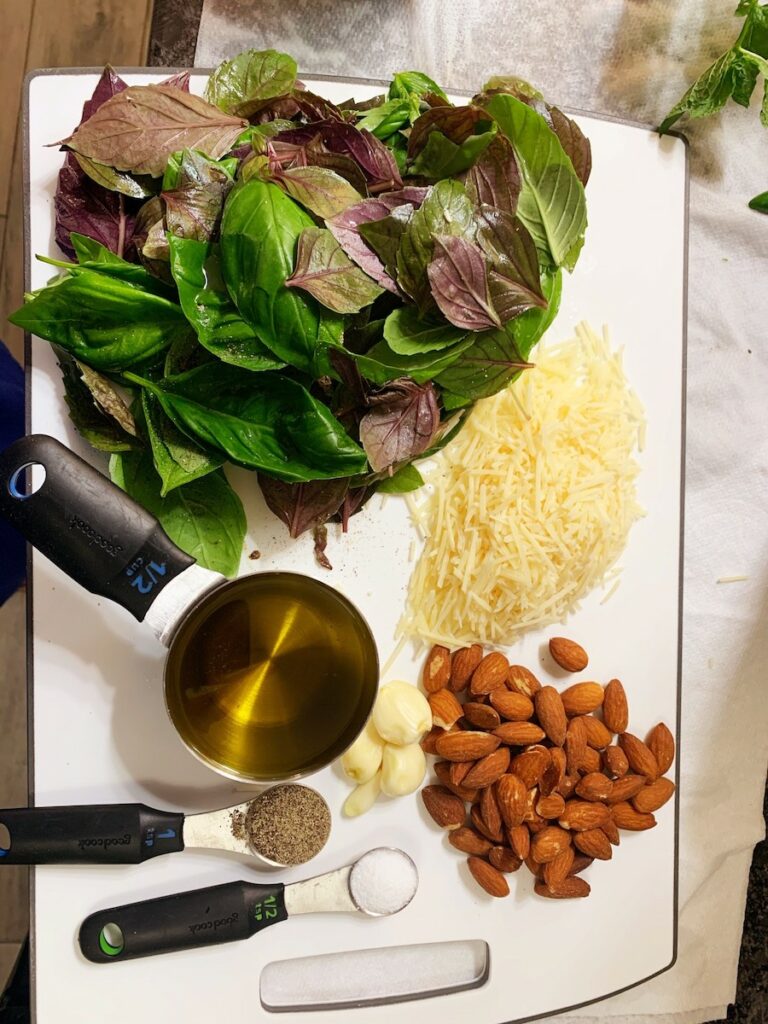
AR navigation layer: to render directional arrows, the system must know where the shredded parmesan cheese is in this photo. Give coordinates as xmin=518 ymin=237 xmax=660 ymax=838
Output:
xmin=400 ymin=323 xmax=645 ymax=647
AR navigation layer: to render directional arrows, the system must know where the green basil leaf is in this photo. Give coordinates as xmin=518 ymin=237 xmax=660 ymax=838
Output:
xmin=355 ymin=99 xmax=412 ymax=139
xmin=58 ymin=353 xmax=141 ymax=452
xmin=110 ymin=450 xmax=245 ymax=577
xmin=64 ymin=233 xmax=176 ymax=297
xmin=409 ymin=129 xmax=496 ymax=178
xmin=220 ymin=179 xmax=341 ymax=375
xmin=483 ymin=94 xmax=587 ymax=270
xmin=377 ymin=463 xmax=425 ymax=493
xmin=277 ymin=166 xmax=363 ymax=219
xmin=659 ymin=50 xmax=740 ymax=133
xmin=204 ymin=48 xmax=297 ymax=117
xmin=388 ymin=71 xmax=449 ymax=104
xmin=748 ymin=189 xmax=768 ymax=211
xmin=383 ymin=306 xmax=467 ymax=354
xmin=351 ymin=333 xmax=476 ymax=385
xmin=513 ymin=267 xmax=562 ymax=360
xmin=74 ymin=153 xmax=157 ymax=198
xmin=168 ymin=235 xmax=285 ymax=372
xmin=125 ymin=363 xmax=367 ymax=481
xmin=286 ymin=227 xmax=384 ymax=314
xmin=141 ymin=390 xmax=223 ymax=496
xmin=9 ymin=268 xmax=190 ymax=371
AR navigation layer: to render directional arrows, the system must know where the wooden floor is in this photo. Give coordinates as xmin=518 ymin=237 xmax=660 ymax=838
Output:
xmin=0 ymin=0 xmax=155 ymax=994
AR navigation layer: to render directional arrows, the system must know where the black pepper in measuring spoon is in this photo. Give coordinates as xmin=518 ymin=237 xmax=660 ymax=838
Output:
xmin=243 ymin=784 xmax=332 ymax=867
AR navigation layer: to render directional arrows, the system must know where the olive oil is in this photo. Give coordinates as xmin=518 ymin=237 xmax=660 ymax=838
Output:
xmin=165 ymin=573 xmax=379 ymax=782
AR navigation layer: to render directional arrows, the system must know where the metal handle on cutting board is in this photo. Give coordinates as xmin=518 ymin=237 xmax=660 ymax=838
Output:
xmin=0 ymin=435 xmax=194 ymax=620
xmin=0 ymin=805 xmax=185 ymax=864
xmin=79 ymin=880 xmax=287 ymax=963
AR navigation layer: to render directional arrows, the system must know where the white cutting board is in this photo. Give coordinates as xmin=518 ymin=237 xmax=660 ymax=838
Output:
xmin=24 ymin=70 xmax=686 ymax=1024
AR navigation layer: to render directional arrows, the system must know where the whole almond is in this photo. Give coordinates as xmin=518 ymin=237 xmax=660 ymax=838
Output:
xmin=565 ymin=716 xmax=588 ymax=775
xmin=525 ymin=854 xmax=544 ymax=878
xmin=539 ymin=754 xmax=561 ymax=797
xmin=603 ymin=745 xmax=629 ymax=779
xmin=576 ymin=772 xmax=614 ymax=802
xmin=543 ymin=845 xmax=575 ymax=888
xmin=471 ymin=803 xmax=504 ymax=843
xmin=535 ymin=877 xmax=591 ymax=899
xmin=420 ymin=726 xmax=444 ymax=755
xmin=602 ymin=817 xmax=621 ymax=846
xmin=480 ymin=784 xmax=503 ymax=838
xmin=449 ymin=761 xmax=473 ymax=787
xmin=496 ymin=773 xmax=528 ymax=828
xmin=633 ymin=777 xmax=676 ymax=814
xmin=468 ymin=856 xmax=510 ymax=897
xmin=463 ymin=747 xmax=511 ymax=789
xmin=549 ymin=748 xmax=567 ymax=787
xmin=489 ymin=846 xmax=522 ymax=873
xmin=558 ymin=773 xmax=578 ymax=799
xmin=549 ymin=637 xmax=588 ymax=672
xmin=570 ymin=854 xmax=595 ymax=875
xmin=434 ymin=760 xmax=479 ymax=802
xmin=603 ymin=679 xmax=629 ymax=734
xmin=558 ymin=800 xmax=611 ymax=832
xmin=423 ymin=644 xmax=451 ymax=693
xmin=577 ymin=747 xmax=602 ymax=775
xmin=582 ymin=716 xmax=613 ymax=750
xmin=470 ymin=652 xmax=509 ymax=695
xmin=449 ymin=827 xmax=493 ymax=856
xmin=435 ymin=731 xmax=500 ymax=762
xmin=450 ymin=644 xmax=483 ymax=691
xmin=574 ymin=828 xmax=612 ymax=860
xmin=429 ymin=688 xmax=464 ymax=729
xmin=611 ymin=801 xmax=657 ymax=831
xmin=508 ymin=824 xmax=530 ymax=860
xmin=490 ymin=690 xmax=534 ymax=721
xmin=531 ymin=825 xmax=572 ymax=864
xmin=606 ymin=774 xmax=646 ymax=804
xmin=463 ymin=701 xmax=501 ymax=730
xmin=536 ymin=793 xmax=566 ymax=819
xmin=561 ymin=682 xmax=604 ymax=717
xmin=534 ymin=686 xmax=568 ymax=746
xmin=647 ymin=722 xmax=676 ymax=775
xmin=507 ymin=665 xmax=541 ymax=697
xmin=421 ymin=785 xmax=466 ymax=830
xmin=494 ymin=722 xmax=546 ymax=746
xmin=511 ymin=748 xmax=550 ymax=788
xmin=619 ymin=733 xmax=660 ymax=780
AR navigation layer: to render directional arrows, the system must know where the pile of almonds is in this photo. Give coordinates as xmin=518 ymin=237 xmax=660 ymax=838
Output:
xmin=419 ymin=637 xmax=676 ymax=899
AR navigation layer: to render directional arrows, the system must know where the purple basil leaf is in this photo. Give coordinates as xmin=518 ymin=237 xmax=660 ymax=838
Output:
xmin=160 ymin=71 xmax=191 ymax=91
xmin=82 ymin=66 xmax=128 ymax=121
xmin=406 ymin=104 xmax=492 ymax=160
xmin=548 ymin=106 xmax=592 ymax=187
xmin=464 ymin=135 xmax=521 ymax=214
xmin=277 ymin=120 xmax=402 ymax=192
xmin=286 ymin=227 xmax=384 ymax=314
xmin=337 ymin=484 xmax=377 ymax=531
xmin=162 ymin=150 xmax=234 ymax=242
xmin=313 ymin=524 xmax=333 ymax=570
xmin=328 ymin=188 xmax=428 ymax=292
xmin=357 ymin=204 xmax=414 ymax=280
xmin=426 ymin=235 xmax=500 ymax=331
xmin=276 ymin=166 xmax=362 ymax=219
xmin=475 ymin=206 xmax=547 ymax=321
xmin=328 ymin=348 xmax=369 ymax=408
xmin=257 ymin=475 xmax=349 ymax=537
xmin=359 ymin=378 xmax=440 ymax=473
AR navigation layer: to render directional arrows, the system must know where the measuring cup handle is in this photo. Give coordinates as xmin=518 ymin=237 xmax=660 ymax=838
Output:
xmin=0 ymin=805 xmax=185 ymax=864
xmin=0 ymin=435 xmax=194 ymax=621
xmin=79 ymin=881 xmax=287 ymax=963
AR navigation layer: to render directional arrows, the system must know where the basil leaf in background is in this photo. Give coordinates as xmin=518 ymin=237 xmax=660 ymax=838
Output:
xmin=464 ymin=136 xmax=521 ymax=214
xmin=483 ymin=93 xmax=587 ymax=270
xmin=9 ymin=269 xmax=190 ymax=371
xmin=476 ymin=207 xmax=547 ymax=321
xmin=110 ymin=450 xmax=245 ymax=577
xmin=427 ymin=236 xmax=500 ymax=330
xmin=396 ymin=179 xmax=476 ymax=312
xmin=126 ymin=363 xmax=367 ymax=480
xmin=251 ymin=87 xmax=345 ymax=125
xmin=359 ymin=378 xmax=440 ymax=472
xmin=204 ymin=48 xmax=297 ymax=116
xmin=407 ymin=105 xmax=497 ymax=178
xmin=164 ymin=331 xmax=213 ymax=376
xmin=58 ymin=353 xmax=140 ymax=452
xmin=358 ymin=205 xmax=415 ymax=280
xmin=276 ymin=121 xmax=403 ymax=192
xmin=748 ymin=189 xmax=768 ymax=210
xmin=160 ymin=71 xmax=191 ymax=91
xmin=132 ymin=196 xmax=172 ymax=279
xmin=387 ymin=133 xmax=409 ymax=175
xmin=63 ymin=86 xmax=247 ymax=177
xmin=286 ymin=228 xmax=384 ymax=314
xmin=163 ymin=148 xmax=237 ymax=191
xmin=141 ymin=390 xmax=223 ymax=495
xmin=389 ymin=71 xmax=449 ymax=104
xmin=268 ymin=136 xmax=369 ymax=194
xmin=409 ymin=129 xmax=496 ymax=179
xmin=377 ymin=463 xmax=425 ymax=494
xmin=481 ymin=75 xmax=543 ymax=100
xmin=276 ymin=166 xmax=363 ymax=219
xmin=383 ymin=305 xmax=467 ymax=354
xmin=257 ymin=476 xmax=349 ymax=537
xmin=169 ymin=236 xmax=285 ymax=371
xmin=355 ymin=99 xmax=412 ymax=139
xmin=73 ymin=154 xmax=157 ymax=199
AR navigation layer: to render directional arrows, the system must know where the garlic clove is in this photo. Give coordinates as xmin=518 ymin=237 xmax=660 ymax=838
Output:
xmin=380 ymin=742 xmax=427 ymax=797
xmin=341 ymin=718 xmax=385 ymax=784
xmin=372 ymin=681 xmax=431 ymax=746
xmin=343 ymin=772 xmax=381 ymax=817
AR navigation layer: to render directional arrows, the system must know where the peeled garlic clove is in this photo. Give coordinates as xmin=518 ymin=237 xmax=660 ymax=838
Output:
xmin=372 ymin=681 xmax=431 ymax=746
xmin=341 ymin=718 xmax=385 ymax=784
xmin=380 ymin=742 xmax=426 ymax=797
xmin=343 ymin=772 xmax=381 ymax=817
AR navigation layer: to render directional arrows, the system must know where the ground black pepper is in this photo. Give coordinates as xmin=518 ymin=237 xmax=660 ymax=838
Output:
xmin=246 ymin=784 xmax=331 ymax=866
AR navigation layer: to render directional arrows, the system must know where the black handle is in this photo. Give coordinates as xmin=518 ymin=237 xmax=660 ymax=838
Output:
xmin=79 ymin=880 xmax=287 ymax=963
xmin=0 ymin=805 xmax=185 ymax=864
xmin=0 ymin=435 xmax=195 ymax=621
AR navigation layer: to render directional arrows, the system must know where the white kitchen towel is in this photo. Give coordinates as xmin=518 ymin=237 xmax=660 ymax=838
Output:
xmin=195 ymin=2 xmax=768 ymax=1022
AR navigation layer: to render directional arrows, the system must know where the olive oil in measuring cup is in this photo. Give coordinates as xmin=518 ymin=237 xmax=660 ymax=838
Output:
xmin=164 ymin=573 xmax=379 ymax=782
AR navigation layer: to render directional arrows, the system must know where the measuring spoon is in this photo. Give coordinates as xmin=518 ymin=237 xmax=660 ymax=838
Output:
xmin=0 ymin=785 xmax=330 ymax=868
xmin=78 ymin=847 xmax=418 ymax=963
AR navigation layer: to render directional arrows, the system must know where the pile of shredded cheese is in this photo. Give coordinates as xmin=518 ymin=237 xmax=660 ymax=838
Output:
xmin=400 ymin=323 xmax=645 ymax=647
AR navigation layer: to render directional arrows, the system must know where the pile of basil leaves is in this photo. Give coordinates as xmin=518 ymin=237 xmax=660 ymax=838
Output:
xmin=12 ymin=51 xmax=590 ymax=575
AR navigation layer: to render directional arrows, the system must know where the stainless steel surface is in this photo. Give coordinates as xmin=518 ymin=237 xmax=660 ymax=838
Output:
xmin=143 ymin=562 xmax=223 ymax=644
